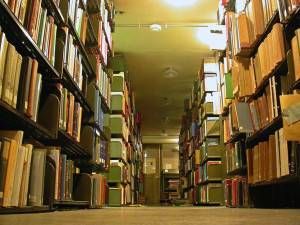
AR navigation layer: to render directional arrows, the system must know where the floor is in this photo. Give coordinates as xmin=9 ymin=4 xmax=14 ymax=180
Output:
xmin=1 ymin=207 xmax=300 ymax=225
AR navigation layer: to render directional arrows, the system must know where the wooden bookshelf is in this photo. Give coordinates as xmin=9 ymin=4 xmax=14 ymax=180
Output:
xmin=0 ymin=0 xmax=61 ymax=80
xmin=62 ymin=67 xmax=93 ymax=115
xmin=43 ymin=0 xmax=65 ymax=26
xmin=0 ymin=206 xmax=52 ymax=214
xmin=67 ymin=17 xmax=95 ymax=78
xmin=0 ymin=100 xmax=56 ymax=140
xmin=246 ymin=116 xmax=282 ymax=148
xmin=236 ymin=11 xmax=280 ymax=58
xmin=250 ymin=175 xmax=300 ymax=187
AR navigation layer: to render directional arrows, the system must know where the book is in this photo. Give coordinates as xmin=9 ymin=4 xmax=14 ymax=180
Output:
xmin=291 ymin=33 xmax=300 ymax=82
xmin=0 ymin=138 xmax=11 ymax=206
xmin=28 ymin=148 xmax=46 ymax=206
xmin=0 ymin=33 xmax=9 ymax=97
xmin=26 ymin=59 xmax=39 ymax=118
xmin=10 ymin=146 xmax=26 ymax=206
xmin=1 ymin=43 xmax=17 ymax=105
xmin=18 ymin=144 xmax=33 ymax=207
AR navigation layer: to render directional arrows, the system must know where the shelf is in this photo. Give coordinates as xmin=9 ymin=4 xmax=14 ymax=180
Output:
xmin=45 ymin=130 xmax=90 ymax=159
xmin=0 ymin=0 xmax=61 ymax=80
xmin=246 ymin=116 xmax=282 ymax=148
xmin=200 ymin=156 xmax=222 ymax=166
xmin=283 ymin=7 xmax=300 ymax=42
xmin=42 ymin=0 xmax=65 ymax=26
xmin=247 ymin=59 xmax=288 ymax=102
xmin=197 ymin=179 xmax=223 ymax=186
xmin=53 ymin=200 xmax=89 ymax=208
xmin=83 ymin=122 xmax=109 ymax=141
xmin=68 ymin=17 xmax=95 ymax=79
xmin=291 ymin=79 xmax=300 ymax=91
xmin=249 ymin=175 xmax=300 ymax=187
xmin=0 ymin=100 xmax=56 ymax=141
xmin=62 ymin=68 xmax=93 ymax=114
xmin=225 ymin=132 xmax=245 ymax=145
xmin=227 ymin=167 xmax=247 ymax=176
xmin=236 ymin=11 xmax=280 ymax=58
xmin=0 ymin=206 xmax=51 ymax=214
xmin=77 ymin=160 xmax=108 ymax=173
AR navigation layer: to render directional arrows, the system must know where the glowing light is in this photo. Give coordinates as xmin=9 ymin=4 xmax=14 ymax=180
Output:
xmin=196 ymin=25 xmax=226 ymax=50
xmin=164 ymin=0 xmax=197 ymax=7
xmin=150 ymin=24 xmax=162 ymax=32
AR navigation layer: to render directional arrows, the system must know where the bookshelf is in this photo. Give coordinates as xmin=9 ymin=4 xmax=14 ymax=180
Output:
xmin=179 ymin=60 xmax=225 ymax=206
xmin=108 ymin=71 xmax=144 ymax=207
xmin=218 ymin=0 xmax=300 ymax=208
xmin=0 ymin=0 xmax=115 ymax=213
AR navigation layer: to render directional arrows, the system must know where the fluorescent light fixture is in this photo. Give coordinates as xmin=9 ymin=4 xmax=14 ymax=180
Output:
xmin=164 ymin=0 xmax=197 ymax=7
xmin=196 ymin=25 xmax=226 ymax=50
xmin=150 ymin=24 xmax=162 ymax=31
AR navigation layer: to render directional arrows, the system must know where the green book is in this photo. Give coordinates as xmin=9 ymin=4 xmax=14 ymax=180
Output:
xmin=224 ymin=72 xmax=234 ymax=99
xmin=37 ymin=8 xmax=47 ymax=49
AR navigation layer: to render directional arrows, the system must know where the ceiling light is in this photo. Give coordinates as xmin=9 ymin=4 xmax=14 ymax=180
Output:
xmin=150 ymin=24 xmax=162 ymax=32
xmin=164 ymin=0 xmax=197 ymax=7
xmin=163 ymin=67 xmax=178 ymax=78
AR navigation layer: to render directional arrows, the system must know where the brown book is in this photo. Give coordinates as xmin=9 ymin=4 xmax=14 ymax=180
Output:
xmin=80 ymin=11 xmax=88 ymax=44
xmin=67 ymin=93 xmax=75 ymax=135
xmin=246 ymin=148 xmax=254 ymax=184
xmin=27 ymin=0 xmax=41 ymax=40
xmin=47 ymin=16 xmax=55 ymax=61
xmin=269 ymin=135 xmax=277 ymax=180
xmin=8 ymin=0 xmax=17 ymax=13
xmin=273 ymin=23 xmax=285 ymax=66
xmin=1 ymin=43 xmax=17 ymax=105
xmin=17 ymin=57 xmax=33 ymax=113
xmin=253 ymin=0 xmax=265 ymax=39
xmin=12 ymin=53 xmax=23 ymax=108
xmin=237 ymin=13 xmax=251 ymax=49
xmin=17 ymin=0 xmax=29 ymax=25
xmin=26 ymin=59 xmax=38 ymax=118
xmin=2 ymin=139 xmax=18 ymax=207
xmin=291 ymin=36 xmax=300 ymax=81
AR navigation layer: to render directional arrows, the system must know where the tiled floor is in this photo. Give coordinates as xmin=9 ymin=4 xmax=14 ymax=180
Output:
xmin=1 ymin=207 xmax=300 ymax=225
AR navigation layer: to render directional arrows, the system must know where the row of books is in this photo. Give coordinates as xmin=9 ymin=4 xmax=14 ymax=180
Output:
xmin=68 ymin=0 xmax=88 ymax=44
xmin=228 ymin=23 xmax=285 ymax=99
xmin=224 ymin=176 xmax=249 ymax=207
xmin=246 ymin=129 xmax=300 ymax=184
xmin=97 ymin=64 xmax=111 ymax=106
xmin=290 ymin=29 xmax=300 ymax=84
xmin=225 ymin=141 xmax=247 ymax=174
xmin=0 ymin=131 xmax=58 ymax=207
xmin=87 ymin=83 xmax=105 ymax=129
xmin=0 ymin=34 xmax=43 ymax=121
xmin=46 ymin=148 xmax=75 ymax=201
xmin=59 ymin=87 xmax=83 ymax=142
xmin=223 ymin=83 xmax=278 ymax=142
xmin=195 ymin=161 xmax=223 ymax=184
xmin=65 ymin=31 xmax=84 ymax=90
xmin=226 ymin=0 xmax=278 ymax=56
xmin=194 ymin=183 xmax=224 ymax=205
xmin=277 ymin=0 xmax=300 ymax=22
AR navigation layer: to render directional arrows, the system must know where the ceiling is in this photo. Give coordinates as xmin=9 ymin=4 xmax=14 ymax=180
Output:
xmin=113 ymin=0 xmax=219 ymax=136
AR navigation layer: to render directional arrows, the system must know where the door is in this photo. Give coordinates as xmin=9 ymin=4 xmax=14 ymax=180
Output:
xmin=143 ymin=144 xmax=160 ymax=205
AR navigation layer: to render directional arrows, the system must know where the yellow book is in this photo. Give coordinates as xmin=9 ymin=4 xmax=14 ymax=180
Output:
xmin=1 ymin=43 xmax=17 ymax=105
xmin=291 ymin=36 xmax=300 ymax=81
xmin=0 ymin=33 xmax=9 ymax=97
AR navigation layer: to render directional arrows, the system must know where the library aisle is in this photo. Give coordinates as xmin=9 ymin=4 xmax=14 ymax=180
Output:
xmin=1 ymin=0 xmax=300 ymax=222
xmin=1 ymin=207 xmax=300 ymax=225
